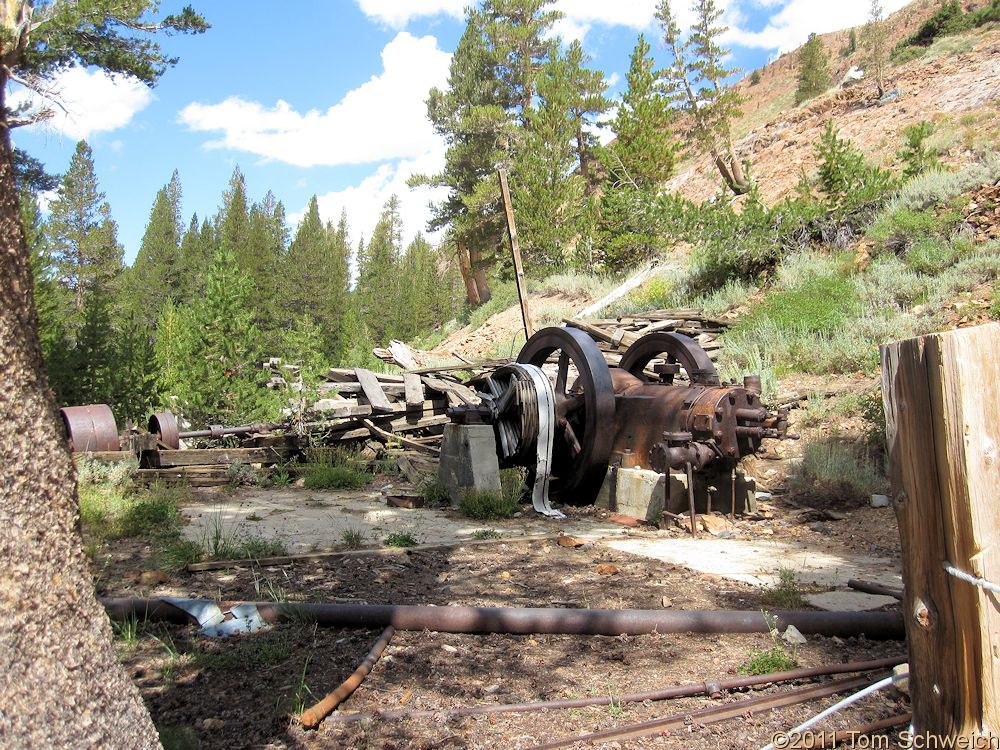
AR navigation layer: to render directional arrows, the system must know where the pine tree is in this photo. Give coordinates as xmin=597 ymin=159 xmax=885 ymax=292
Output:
xmin=156 ymin=247 xmax=276 ymax=427
xmin=281 ymin=198 xmax=350 ymax=362
xmin=218 ymin=166 xmax=250 ymax=263
xmin=355 ymin=197 xmax=403 ymax=345
xmin=795 ymin=33 xmax=832 ymax=104
xmin=563 ymin=41 xmax=612 ymax=195
xmin=45 ymin=141 xmax=124 ymax=333
xmin=177 ymin=213 xmax=216 ymax=303
xmin=605 ymin=34 xmax=679 ymax=188
xmin=246 ymin=190 xmax=288 ymax=348
xmin=415 ymin=1 xmax=562 ymax=302
xmin=862 ymin=0 xmax=889 ymax=97
xmin=657 ymin=0 xmax=749 ymax=195
xmin=122 ymin=170 xmax=183 ymax=326
xmin=513 ymin=48 xmax=588 ymax=273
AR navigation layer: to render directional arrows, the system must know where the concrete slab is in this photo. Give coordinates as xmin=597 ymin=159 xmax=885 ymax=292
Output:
xmin=181 ymin=487 xmax=629 ymax=555
xmin=805 ymin=591 xmax=899 ymax=612
xmin=602 ymin=537 xmax=903 ymax=591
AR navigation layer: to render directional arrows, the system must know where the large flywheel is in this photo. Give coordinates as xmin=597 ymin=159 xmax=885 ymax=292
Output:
xmin=618 ymin=331 xmax=721 ymax=386
xmin=517 ymin=327 xmax=615 ymax=505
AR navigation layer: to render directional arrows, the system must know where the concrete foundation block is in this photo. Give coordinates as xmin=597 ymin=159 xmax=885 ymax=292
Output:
xmin=596 ymin=467 xmax=666 ymax=523
xmin=437 ymin=423 xmax=501 ymax=508
xmin=664 ymin=469 xmax=756 ymax=516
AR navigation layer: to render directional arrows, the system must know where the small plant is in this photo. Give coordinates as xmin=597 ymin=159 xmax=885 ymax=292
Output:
xmin=761 ymin=568 xmax=806 ymax=609
xmin=419 ymin=477 xmax=451 ymax=507
xmin=991 ymin=281 xmax=1000 ymax=320
xmin=227 ymin=459 xmax=261 ymax=487
xmin=788 ymin=438 xmax=887 ymax=507
xmin=269 ymin=467 xmax=292 ymax=487
xmin=749 ymin=69 xmax=761 ymax=85
xmin=898 ymin=120 xmax=940 ymax=180
xmin=290 ymin=654 xmax=315 ymax=716
xmin=384 ymin=531 xmax=418 ymax=548
xmin=739 ymin=614 xmax=799 ymax=675
xmin=459 ymin=489 xmax=520 ymax=521
xmin=472 ymin=529 xmax=502 ymax=540
xmin=739 ymin=643 xmax=798 ymax=675
xmin=203 ymin=514 xmax=287 ymax=560
xmin=157 ymin=537 xmax=204 ymax=571
xmin=607 ymin=690 xmax=626 ymax=719
xmin=340 ymin=527 xmax=367 ymax=549
xmin=113 ymin=614 xmax=141 ymax=650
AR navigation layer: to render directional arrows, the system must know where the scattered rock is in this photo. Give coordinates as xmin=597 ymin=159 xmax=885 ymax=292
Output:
xmin=808 ymin=523 xmax=835 ymax=535
xmin=596 ymin=563 xmax=620 ymax=576
xmin=871 ymin=494 xmax=891 ymax=508
xmin=138 ymin=570 xmax=170 ymax=586
xmin=609 ymin=513 xmax=642 ymax=527
xmin=556 ymin=534 xmax=585 ymax=548
xmin=201 ymin=718 xmax=225 ymax=731
xmin=782 ymin=625 xmax=808 ymax=646
xmin=498 ymin=570 xmax=512 ymax=581
xmin=892 ymin=663 xmax=910 ymax=696
xmin=700 ymin=514 xmax=735 ymax=537
xmin=661 ymin=596 xmax=673 ymax=608
xmin=441 ymin=644 xmax=459 ymax=654
xmin=386 ymin=494 xmax=424 ymax=509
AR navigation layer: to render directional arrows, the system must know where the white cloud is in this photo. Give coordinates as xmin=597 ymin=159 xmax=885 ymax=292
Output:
xmin=179 ymin=32 xmax=451 ymax=168
xmin=9 ymin=67 xmax=152 ymax=140
xmin=726 ymin=0 xmax=912 ymax=53
xmin=288 ymin=143 xmax=448 ymax=279
xmin=355 ymin=0 xmax=466 ymax=28
xmin=555 ymin=0 xmax=660 ymax=30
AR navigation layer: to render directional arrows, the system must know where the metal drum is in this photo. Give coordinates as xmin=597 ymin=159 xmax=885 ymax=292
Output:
xmin=60 ymin=404 xmax=120 ymax=452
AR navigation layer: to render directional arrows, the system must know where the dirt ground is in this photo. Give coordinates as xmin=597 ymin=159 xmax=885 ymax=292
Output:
xmin=97 ymin=476 xmax=910 ymax=750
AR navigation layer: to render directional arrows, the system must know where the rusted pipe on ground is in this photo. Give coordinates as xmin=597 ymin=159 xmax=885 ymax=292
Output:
xmin=805 ymin=713 xmax=911 ymax=748
xmin=531 ymin=674 xmax=881 ymax=749
xmin=300 ymin=626 xmax=394 ymax=729
xmin=101 ymin=598 xmax=904 ymax=639
xmin=327 ymin=655 xmax=906 ymax=724
xmin=847 ymin=579 xmax=904 ymax=600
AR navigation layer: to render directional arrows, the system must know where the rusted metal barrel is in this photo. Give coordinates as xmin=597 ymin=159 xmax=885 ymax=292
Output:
xmin=61 ymin=405 xmax=120 ymax=452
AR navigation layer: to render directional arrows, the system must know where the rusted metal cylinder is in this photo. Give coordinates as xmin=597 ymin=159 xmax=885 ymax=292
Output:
xmin=101 ymin=599 xmax=905 ymax=640
xmin=148 ymin=411 xmax=180 ymax=449
xmin=61 ymin=404 xmax=120 ymax=452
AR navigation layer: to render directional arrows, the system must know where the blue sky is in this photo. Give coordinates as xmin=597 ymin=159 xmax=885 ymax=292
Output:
xmin=11 ymin=0 xmax=911 ymax=265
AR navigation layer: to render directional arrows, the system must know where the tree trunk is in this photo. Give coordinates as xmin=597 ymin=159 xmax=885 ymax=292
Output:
xmin=455 ymin=240 xmax=481 ymax=306
xmin=712 ymin=147 xmax=751 ymax=196
xmin=0 ymin=119 xmax=161 ymax=746
xmin=468 ymin=243 xmax=492 ymax=304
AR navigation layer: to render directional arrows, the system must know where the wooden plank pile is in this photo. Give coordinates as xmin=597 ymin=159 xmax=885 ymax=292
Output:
xmin=309 ymin=366 xmax=480 ymax=454
xmin=563 ymin=309 xmax=728 ymax=365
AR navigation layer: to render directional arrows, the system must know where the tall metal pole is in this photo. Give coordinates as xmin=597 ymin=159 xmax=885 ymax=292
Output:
xmin=498 ymin=168 xmax=533 ymax=341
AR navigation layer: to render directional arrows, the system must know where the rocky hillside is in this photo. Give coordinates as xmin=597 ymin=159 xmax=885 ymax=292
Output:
xmin=669 ymin=0 xmax=1000 ymax=203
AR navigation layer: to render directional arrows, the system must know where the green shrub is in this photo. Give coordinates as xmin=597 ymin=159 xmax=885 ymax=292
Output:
xmin=157 ymin=537 xmax=204 ymax=571
xmin=419 ymin=477 xmax=451 ymax=507
xmin=788 ymin=439 xmax=886 ymax=507
xmin=303 ymin=463 xmax=372 ymax=490
xmin=117 ymin=494 xmax=182 ymax=538
xmin=226 ymin=460 xmax=261 ymax=487
xmin=905 ymin=237 xmax=960 ymax=274
xmin=203 ymin=516 xmax=287 ymax=560
xmin=898 ymin=0 xmax=967 ymax=49
xmin=890 ymin=155 xmax=1000 ymax=212
xmin=739 ymin=644 xmax=798 ymax=675
xmin=472 ymin=528 xmax=502 ymax=540
xmin=738 ymin=273 xmax=859 ymax=335
xmin=383 ymin=532 xmax=418 ymax=548
xmin=898 ymin=121 xmax=941 ymax=180
xmin=459 ymin=469 xmax=525 ymax=520
xmin=761 ymin=568 xmax=806 ymax=609
xmin=992 ymin=282 xmax=1000 ymax=320
xmin=815 ymin=120 xmax=897 ymax=220
xmin=340 ymin=527 xmax=367 ymax=549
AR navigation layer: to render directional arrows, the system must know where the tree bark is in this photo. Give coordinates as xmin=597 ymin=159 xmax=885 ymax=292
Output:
xmin=455 ymin=240 xmax=481 ymax=306
xmin=0 ymin=112 xmax=161 ymax=747
xmin=468 ymin=243 xmax=492 ymax=304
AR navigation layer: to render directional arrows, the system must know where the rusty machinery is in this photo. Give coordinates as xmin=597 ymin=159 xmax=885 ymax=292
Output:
xmin=453 ymin=327 xmax=792 ymax=511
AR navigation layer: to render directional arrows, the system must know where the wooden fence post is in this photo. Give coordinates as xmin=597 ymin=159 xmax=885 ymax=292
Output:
xmin=497 ymin=167 xmax=533 ymax=341
xmin=881 ymin=323 xmax=1000 ymax=742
